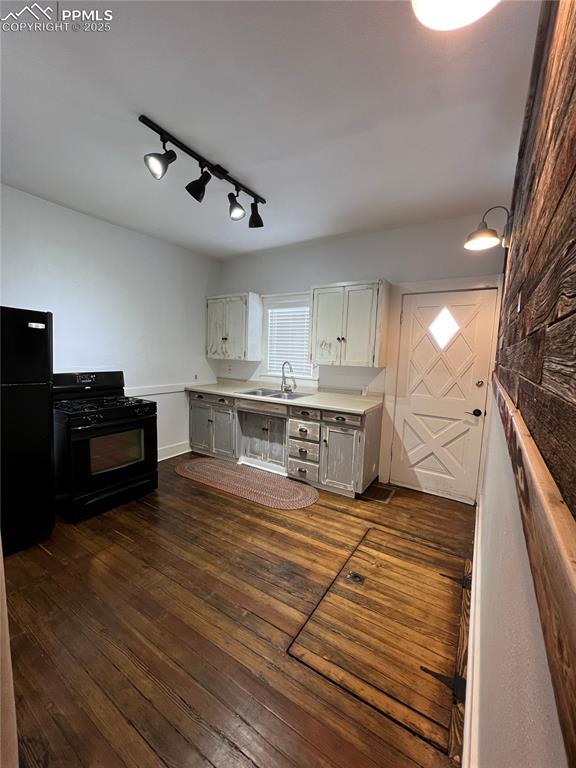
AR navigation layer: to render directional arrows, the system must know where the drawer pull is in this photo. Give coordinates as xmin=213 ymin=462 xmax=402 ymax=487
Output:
xmin=298 ymin=468 xmax=307 ymax=474
xmin=299 ymin=427 xmax=308 ymax=434
xmin=196 ymin=394 xmax=204 ymax=399
xmin=298 ymin=447 xmax=308 ymax=454
xmin=262 ymin=427 xmax=269 ymax=432
xmin=301 ymin=410 xmax=310 ymax=416
xmin=218 ymin=398 xmax=226 ymax=403
xmin=335 ymin=416 xmax=346 ymax=422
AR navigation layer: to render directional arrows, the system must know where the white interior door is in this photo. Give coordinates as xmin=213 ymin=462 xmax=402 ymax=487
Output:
xmin=390 ymin=289 xmax=497 ymax=503
xmin=341 ymin=284 xmax=378 ymax=366
xmin=311 ymin=287 xmax=344 ymax=365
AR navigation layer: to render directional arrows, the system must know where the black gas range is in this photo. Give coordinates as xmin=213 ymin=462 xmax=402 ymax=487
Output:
xmin=53 ymin=371 xmax=158 ymax=521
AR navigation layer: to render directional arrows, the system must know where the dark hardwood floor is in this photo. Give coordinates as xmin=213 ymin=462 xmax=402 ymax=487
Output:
xmin=5 ymin=454 xmax=475 ymax=768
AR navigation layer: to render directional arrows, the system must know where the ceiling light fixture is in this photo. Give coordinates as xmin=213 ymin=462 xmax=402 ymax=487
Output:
xmin=464 ymin=205 xmax=511 ymax=251
xmin=185 ymin=169 xmax=212 ymax=202
xmin=249 ymin=202 xmax=264 ymax=229
xmin=139 ymin=115 xmax=266 ymax=228
xmin=411 ymin=0 xmax=501 ymax=31
xmin=228 ymin=191 xmax=246 ymax=221
xmin=143 ymin=138 xmax=177 ymax=180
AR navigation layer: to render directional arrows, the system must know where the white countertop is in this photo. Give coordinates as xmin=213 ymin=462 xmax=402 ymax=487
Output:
xmin=185 ymin=380 xmax=383 ymax=415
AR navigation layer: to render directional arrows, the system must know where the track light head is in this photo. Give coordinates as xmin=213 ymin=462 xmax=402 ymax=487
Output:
xmin=144 ymin=142 xmax=177 ymax=180
xmin=249 ymin=201 xmax=264 ymax=229
xmin=228 ymin=191 xmax=246 ymax=221
xmin=185 ymin=169 xmax=212 ymax=202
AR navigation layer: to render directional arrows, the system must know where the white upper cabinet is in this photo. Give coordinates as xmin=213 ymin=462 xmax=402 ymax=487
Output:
xmin=310 ymin=280 xmax=389 ymax=367
xmin=206 ymin=293 xmax=263 ymax=361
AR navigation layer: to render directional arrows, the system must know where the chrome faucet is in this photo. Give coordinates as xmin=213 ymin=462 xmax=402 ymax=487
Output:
xmin=281 ymin=361 xmax=297 ymax=392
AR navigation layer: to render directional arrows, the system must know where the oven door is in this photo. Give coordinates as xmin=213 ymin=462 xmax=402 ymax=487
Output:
xmin=70 ymin=414 xmax=157 ymax=496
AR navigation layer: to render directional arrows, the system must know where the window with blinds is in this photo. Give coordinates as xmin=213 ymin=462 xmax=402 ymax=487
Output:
xmin=265 ymin=295 xmax=314 ymax=378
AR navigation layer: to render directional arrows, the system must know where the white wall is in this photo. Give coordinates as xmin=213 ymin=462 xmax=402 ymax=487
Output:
xmin=465 ymin=401 xmax=567 ymax=768
xmin=0 ymin=185 xmax=219 ymax=458
xmin=217 ymin=213 xmax=503 ymax=295
xmin=214 ymin=213 xmax=504 ymax=392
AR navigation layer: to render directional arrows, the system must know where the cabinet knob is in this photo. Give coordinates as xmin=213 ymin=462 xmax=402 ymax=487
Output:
xmin=298 ymin=467 xmax=307 ymax=474
xmin=323 ymin=438 xmax=328 ymax=445
xmin=341 ymin=337 xmax=346 ymax=342
xmin=218 ymin=398 xmax=226 ymax=403
xmin=465 ymin=408 xmax=483 ymax=417
xmin=335 ymin=416 xmax=346 ymax=422
xmin=336 ymin=337 xmax=342 ymax=342
xmin=262 ymin=427 xmax=269 ymax=432
xmin=301 ymin=410 xmax=310 ymax=416
xmin=298 ymin=448 xmax=308 ymax=454
xmin=298 ymin=427 xmax=308 ymax=434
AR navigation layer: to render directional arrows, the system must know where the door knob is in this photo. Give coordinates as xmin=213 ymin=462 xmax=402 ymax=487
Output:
xmin=465 ymin=408 xmax=483 ymax=417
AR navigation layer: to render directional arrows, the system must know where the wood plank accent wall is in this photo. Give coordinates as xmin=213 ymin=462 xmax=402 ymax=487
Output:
xmin=496 ymin=2 xmax=576 ymax=762
xmin=497 ymin=0 xmax=576 ymax=520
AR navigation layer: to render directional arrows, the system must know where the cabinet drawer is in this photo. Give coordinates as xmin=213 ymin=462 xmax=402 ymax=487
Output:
xmin=288 ymin=419 xmax=320 ymax=442
xmin=212 ymin=395 xmax=234 ymax=406
xmin=289 ymin=406 xmax=321 ymax=421
xmin=288 ymin=458 xmax=319 ymax=483
xmin=189 ymin=392 xmax=234 ymax=406
xmin=288 ymin=439 xmax=319 ymax=463
xmin=322 ymin=410 xmax=363 ymax=427
xmin=189 ymin=391 xmax=210 ymax=402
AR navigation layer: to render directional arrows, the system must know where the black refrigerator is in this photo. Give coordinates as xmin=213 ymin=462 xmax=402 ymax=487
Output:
xmin=1 ymin=306 xmax=55 ymax=555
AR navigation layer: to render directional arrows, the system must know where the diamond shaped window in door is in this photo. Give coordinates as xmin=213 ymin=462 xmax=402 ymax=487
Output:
xmin=428 ymin=307 xmax=459 ymax=349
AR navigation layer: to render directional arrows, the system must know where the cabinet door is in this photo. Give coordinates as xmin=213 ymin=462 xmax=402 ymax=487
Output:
xmin=225 ymin=297 xmax=247 ymax=360
xmin=320 ymin=425 xmax=358 ymax=492
xmin=206 ymin=299 xmax=227 ymax=359
xmin=311 ymin=287 xmax=344 ymax=365
xmin=190 ymin=403 xmax=213 ymax=453
xmin=212 ymin=407 xmax=235 ymax=458
xmin=239 ymin=411 xmax=267 ymax=461
xmin=266 ymin=416 xmax=286 ymax=467
xmin=341 ymin=284 xmax=378 ymax=366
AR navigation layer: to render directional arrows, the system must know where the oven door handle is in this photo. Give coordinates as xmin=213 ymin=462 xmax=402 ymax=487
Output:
xmin=70 ymin=414 xmax=156 ymax=434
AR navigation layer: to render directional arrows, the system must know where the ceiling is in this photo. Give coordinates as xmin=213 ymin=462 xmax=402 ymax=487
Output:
xmin=1 ymin=1 xmax=540 ymax=258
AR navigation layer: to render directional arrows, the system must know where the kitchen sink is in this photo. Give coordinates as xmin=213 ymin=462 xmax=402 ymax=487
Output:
xmin=236 ymin=388 xmax=306 ymax=400
xmin=269 ymin=391 xmax=306 ymax=400
xmin=237 ymin=388 xmax=280 ymax=397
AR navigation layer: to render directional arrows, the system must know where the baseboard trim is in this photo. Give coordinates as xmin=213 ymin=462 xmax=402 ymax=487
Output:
xmin=158 ymin=441 xmax=190 ymax=462
xmin=462 ymin=493 xmax=483 ymax=767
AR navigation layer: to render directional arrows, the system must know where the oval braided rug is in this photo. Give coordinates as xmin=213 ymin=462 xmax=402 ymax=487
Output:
xmin=175 ymin=458 xmax=319 ymax=509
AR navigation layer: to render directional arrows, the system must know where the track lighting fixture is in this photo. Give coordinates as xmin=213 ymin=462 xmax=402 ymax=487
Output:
xmin=228 ymin=191 xmax=246 ymax=221
xmin=249 ymin=202 xmax=264 ymax=229
xmin=464 ymin=206 xmax=511 ymax=251
xmin=185 ymin=169 xmax=212 ymax=202
xmin=143 ymin=139 xmax=177 ymax=180
xmin=139 ymin=115 xmax=266 ymax=228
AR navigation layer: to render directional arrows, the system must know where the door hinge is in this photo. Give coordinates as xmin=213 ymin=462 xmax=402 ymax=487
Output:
xmin=420 ymin=667 xmax=467 ymax=704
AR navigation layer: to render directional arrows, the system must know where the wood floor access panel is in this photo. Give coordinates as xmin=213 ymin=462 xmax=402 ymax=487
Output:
xmin=289 ymin=527 xmax=468 ymax=755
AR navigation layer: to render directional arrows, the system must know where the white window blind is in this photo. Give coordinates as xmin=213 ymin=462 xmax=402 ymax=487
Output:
xmin=265 ymin=296 xmax=313 ymax=378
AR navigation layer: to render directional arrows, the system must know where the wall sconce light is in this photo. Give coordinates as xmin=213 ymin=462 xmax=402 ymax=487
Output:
xmin=411 ymin=0 xmax=501 ymax=31
xmin=464 ymin=206 xmax=511 ymax=251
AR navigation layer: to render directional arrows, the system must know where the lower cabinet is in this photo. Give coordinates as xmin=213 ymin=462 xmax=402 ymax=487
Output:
xmin=320 ymin=424 xmax=360 ymax=493
xmin=190 ymin=401 xmax=235 ymax=458
xmin=238 ymin=411 xmax=286 ymax=468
